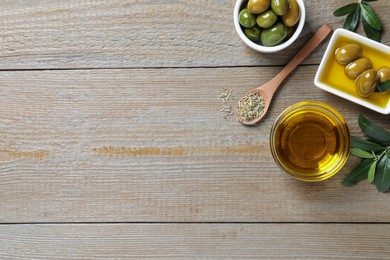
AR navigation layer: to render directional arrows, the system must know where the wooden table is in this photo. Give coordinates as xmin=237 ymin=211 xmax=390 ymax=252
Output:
xmin=1 ymin=0 xmax=389 ymax=258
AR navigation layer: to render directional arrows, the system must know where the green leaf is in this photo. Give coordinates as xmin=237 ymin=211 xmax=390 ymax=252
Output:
xmin=342 ymin=158 xmax=373 ymax=187
xmin=358 ymin=115 xmax=390 ymax=144
xmin=377 ymin=80 xmax=390 ymax=93
xmin=343 ymin=5 xmax=360 ymax=31
xmin=351 ymin=148 xmax=375 ymax=158
xmin=360 ymin=3 xmax=382 ymax=30
xmin=351 ymin=136 xmax=386 ymax=152
xmin=368 ymin=159 xmax=378 ymax=183
xmin=374 ymin=155 xmax=390 ymax=192
xmin=362 ymin=17 xmax=381 ymax=41
xmin=333 ymin=3 xmax=359 ymax=17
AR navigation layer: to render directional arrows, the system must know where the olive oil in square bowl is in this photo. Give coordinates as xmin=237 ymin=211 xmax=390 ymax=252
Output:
xmin=314 ymin=28 xmax=390 ymax=114
xmin=270 ymin=101 xmax=350 ymax=182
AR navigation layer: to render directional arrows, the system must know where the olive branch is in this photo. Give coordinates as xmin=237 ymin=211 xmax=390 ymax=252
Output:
xmin=342 ymin=115 xmax=390 ymax=192
xmin=333 ymin=0 xmax=382 ymax=42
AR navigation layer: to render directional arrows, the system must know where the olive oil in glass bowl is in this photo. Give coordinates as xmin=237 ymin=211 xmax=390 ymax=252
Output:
xmin=270 ymin=101 xmax=350 ymax=182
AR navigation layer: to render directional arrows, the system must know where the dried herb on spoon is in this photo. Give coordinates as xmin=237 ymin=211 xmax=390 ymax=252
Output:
xmin=342 ymin=115 xmax=390 ymax=192
xmin=333 ymin=0 xmax=382 ymax=42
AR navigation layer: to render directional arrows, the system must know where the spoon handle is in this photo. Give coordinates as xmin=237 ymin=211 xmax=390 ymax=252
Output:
xmin=272 ymin=24 xmax=332 ymax=87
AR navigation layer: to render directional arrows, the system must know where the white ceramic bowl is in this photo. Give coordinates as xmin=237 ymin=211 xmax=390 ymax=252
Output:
xmin=233 ymin=0 xmax=306 ymax=53
xmin=314 ymin=28 xmax=390 ymax=114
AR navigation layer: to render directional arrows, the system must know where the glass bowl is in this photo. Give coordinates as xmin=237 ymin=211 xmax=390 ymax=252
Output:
xmin=270 ymin=101 xmax=350 ymax=182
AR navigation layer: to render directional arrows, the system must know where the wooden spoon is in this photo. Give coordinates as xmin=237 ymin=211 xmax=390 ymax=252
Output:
xmin=236 ymin=24 xmax=333 ymax=125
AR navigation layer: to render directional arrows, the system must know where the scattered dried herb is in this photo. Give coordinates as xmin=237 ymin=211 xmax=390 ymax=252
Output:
xmin=342 ymin=114 xmax=390 ymax=192
xmin=236 ymin=92 xmax=265 ymax=122
xmin=218 ymin=89 xmax=233 ymax=119
xmin=333 ymin=0 xmax=382 ymax=42
xmin=218 ymin=88 xmax=233 ymax=103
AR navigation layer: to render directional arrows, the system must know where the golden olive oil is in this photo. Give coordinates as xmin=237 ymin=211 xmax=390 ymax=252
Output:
xmin=320 ymin=35 xmax=390 ymax=108
xmin=270 ymin=101 xmax=350 ymax=182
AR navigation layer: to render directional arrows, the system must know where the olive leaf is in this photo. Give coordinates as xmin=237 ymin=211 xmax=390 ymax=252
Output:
xmin=358 ymin=115 xmax=390 ymax=145
xmin=343 ymin=115 xmax=390 ymax=192
xmin=351 ymin=136 xmax=386 ymax=152
xmin=362 ymin=16 xmax=381 ymax=42
xmin=344 ymin=5 xmax=361 ymax=31
xmin=361 ymin=2 xmax=382 ymax=30
xmin=342 ymin=158 xmax=373 ymax=187
xmin=374 ymin=155 xmax=390 ymax=192
xmin=333 ymin=0 xmax=382 ymax=42
xmin=368 ymin=159 xmax=378 ymax=183
xmin=351 ymin=148 xmax=375 ymax=158
xmin=333 ymin=3 xmax=359 ymax=17
xmin=377 ymin=80 xmax=390 ymax=93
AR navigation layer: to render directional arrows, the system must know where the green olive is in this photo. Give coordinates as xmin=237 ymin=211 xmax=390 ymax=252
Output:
xmin=261 ymin=22 xmax=287 ymax=46
xmin=239 ymin=9 xmax=257 ymax=28
xmin=344 ymin=57 xmax=372 ymax=79
xmin=286 ymin=25 xmax=297 ymax=39
xmin=282 ymin=0 xmax=300 ymax=27
xmin=256 ymin=10 xmax=277 ymax=28
xmin=377 ymin=66 xmax=390 ymax=83
xmin=355 ymin=69 xmax=378 ymax=98
xmin=244 ymin=25 xmax=262 ymax=42
xmin=247 ymin=0 xmax=270 ymax=14
xmin=335 ymin=43 xmax=362 ymax=65
xmin=271 ymin=0 xmax=289 ymax=16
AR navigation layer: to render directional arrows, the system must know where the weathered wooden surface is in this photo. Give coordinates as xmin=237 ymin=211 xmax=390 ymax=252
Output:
xmin=2 ymin=224 xmax=390 ymax=259
xmin=1 ymin=0 xmax=390 ymax=258
xmin=0 ymin=0 xmax=388 ymax=69
xmin=0 ymin=67 xmax=388 ymax=223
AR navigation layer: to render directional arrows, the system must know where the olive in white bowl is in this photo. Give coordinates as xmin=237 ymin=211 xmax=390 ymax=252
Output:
xmin=314 ymin=28 xmax=390 ymax=114
xmin=233 ymin=0 xmax=306 ymax=53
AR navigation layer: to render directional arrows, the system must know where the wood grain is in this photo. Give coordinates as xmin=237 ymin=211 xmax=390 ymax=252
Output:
xmin=0 ymin=67 xmax=388 ymax=223
xmin=0 ymin=0 xmax=388 ymax=69
xmin=2 ymin=223 xmax=390 ymax=259
xmin=1 ymin=1 xmax=390 ymax=258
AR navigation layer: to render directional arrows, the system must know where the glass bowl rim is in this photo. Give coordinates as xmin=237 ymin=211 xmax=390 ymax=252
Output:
xmin=269 ymin=100 xmax=351 ymax=182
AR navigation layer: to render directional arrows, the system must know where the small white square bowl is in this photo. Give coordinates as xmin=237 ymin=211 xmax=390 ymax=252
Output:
xmin=314 ymin=28 xmax=390 ymax=114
